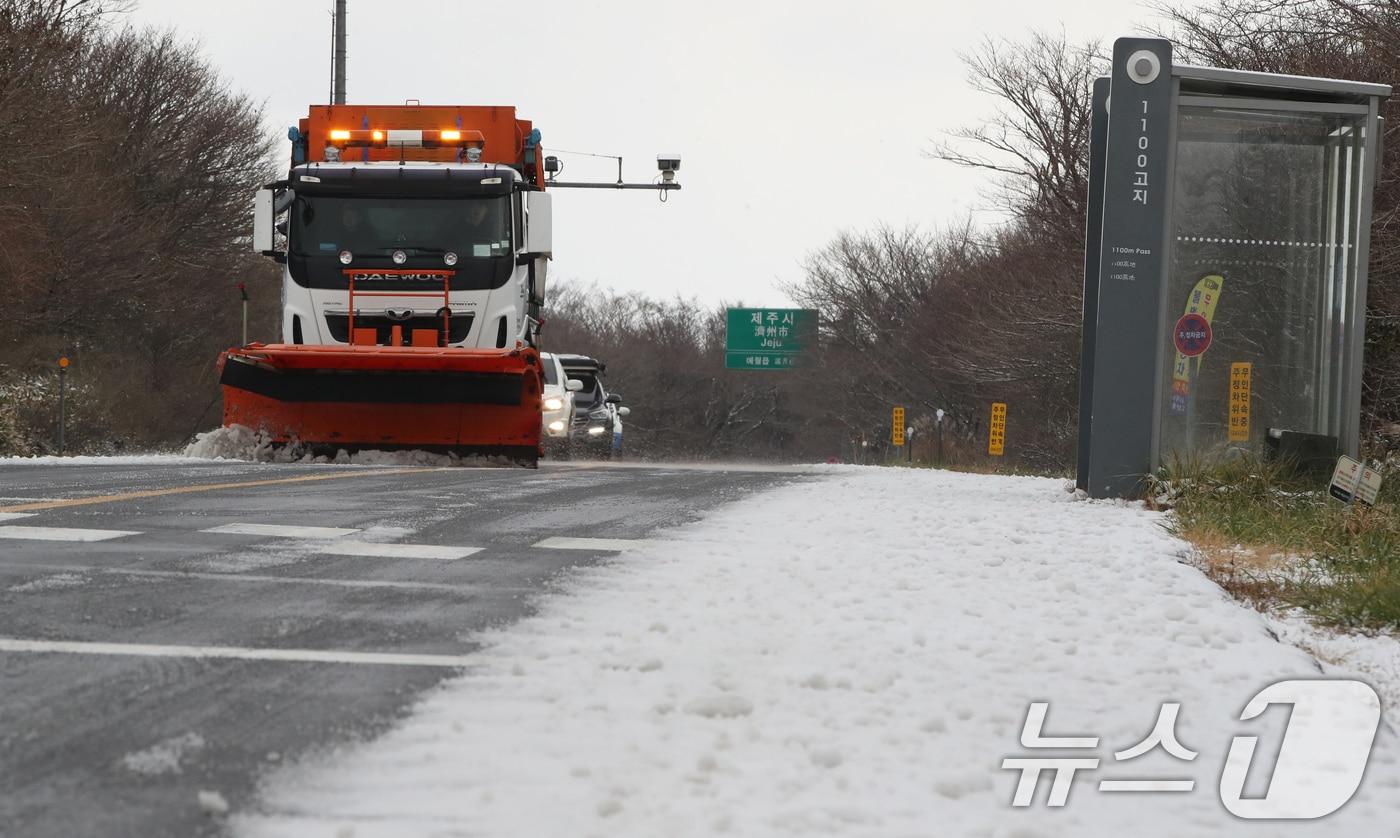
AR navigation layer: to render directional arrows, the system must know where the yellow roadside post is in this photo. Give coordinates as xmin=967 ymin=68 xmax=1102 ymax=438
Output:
xmin=989 ymin=402 xmax=1007 ymax=457
xmin=1229 ymin=362 xmax=1252 ymax=442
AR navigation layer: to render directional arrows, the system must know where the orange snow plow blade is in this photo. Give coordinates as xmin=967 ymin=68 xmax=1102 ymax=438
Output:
xmin=218 ymin=344 xmax=543 ymax=466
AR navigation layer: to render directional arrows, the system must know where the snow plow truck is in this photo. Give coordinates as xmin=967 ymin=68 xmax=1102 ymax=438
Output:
xmin=220 ymin=104 xmax=560 ymax=466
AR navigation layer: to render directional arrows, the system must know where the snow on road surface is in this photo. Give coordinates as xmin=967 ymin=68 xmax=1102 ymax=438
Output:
xmin=236 ymin=467 xmax=1400 ymax=837
xmin=182 ymin=424 xmax=519 ymax=467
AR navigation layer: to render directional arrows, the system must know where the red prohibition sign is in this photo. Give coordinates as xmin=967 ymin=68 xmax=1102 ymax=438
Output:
xmin=1174 ymin=313 xmax=1212 ymax=357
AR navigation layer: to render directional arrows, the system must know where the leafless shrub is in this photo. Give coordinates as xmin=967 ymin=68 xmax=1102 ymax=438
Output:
xmin=0 ymin=0 xmax=279 ymax=453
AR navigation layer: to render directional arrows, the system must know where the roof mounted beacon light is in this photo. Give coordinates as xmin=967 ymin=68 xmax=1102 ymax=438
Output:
xmin=325 ymin=127 xmax=486 ymax=151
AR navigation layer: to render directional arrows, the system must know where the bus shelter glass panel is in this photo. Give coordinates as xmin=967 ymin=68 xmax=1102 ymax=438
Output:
xmin=1159 ymin=103 xmax=1367 ymax=463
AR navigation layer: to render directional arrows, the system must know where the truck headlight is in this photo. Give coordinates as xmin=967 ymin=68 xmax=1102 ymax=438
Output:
xmin=587 ymin=426 xmax=606 ymax=435
xmin=544 ymin=397 xmax=564 ymax=411
xmin=548 ymin=420 xmax=565 ymax=432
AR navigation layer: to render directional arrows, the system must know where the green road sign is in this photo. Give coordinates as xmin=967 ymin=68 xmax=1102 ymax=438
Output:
xmin=725 ymin=308 xmax=817 ymax=370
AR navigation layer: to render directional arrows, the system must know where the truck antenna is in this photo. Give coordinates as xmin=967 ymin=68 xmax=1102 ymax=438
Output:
xmin=332 ymin=0 xmax=347 ymax=105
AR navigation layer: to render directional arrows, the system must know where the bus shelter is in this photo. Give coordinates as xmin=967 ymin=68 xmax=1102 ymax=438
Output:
xmin=1078 ymin=38 xmax=1389 ymax=498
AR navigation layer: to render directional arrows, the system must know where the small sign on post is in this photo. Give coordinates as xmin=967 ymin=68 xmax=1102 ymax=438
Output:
xmin=1228 ymin=362 xmax=1251 ymax=442
xmin=1330 ymin=455 xmax=1384 ymax=505
xmin=891 ymin=406 xmax=905 ymax=447
xmin=989 ymin=402 xmax=1007 ymax=457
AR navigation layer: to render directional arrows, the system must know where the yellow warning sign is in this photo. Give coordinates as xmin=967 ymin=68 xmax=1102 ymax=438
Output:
xmin=1228 ymin=362 xmax=1251 ymax=442
xmin=989 ymin=402 xmax=1007 ymax=456
xmin=892 ymin=406 xmax=906 ymax=446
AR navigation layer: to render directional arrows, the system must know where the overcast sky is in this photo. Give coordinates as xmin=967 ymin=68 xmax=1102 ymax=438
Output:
xmin=125 ymin=0 xmax=1168 ymax=305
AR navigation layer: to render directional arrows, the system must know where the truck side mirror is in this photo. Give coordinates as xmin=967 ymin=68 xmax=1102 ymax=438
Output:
xmin=605 ymin=393 xmax=622 ymax=405
xmin=565 ymin=378 xmax=583 ymax=392
xmin=253 ymin=188 xmax=275 ymax=253
xmin=525 ymin=191 xmax=552 ymax=256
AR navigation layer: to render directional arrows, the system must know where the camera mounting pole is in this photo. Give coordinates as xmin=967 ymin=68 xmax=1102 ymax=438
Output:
xmin=545 ymin=182 xmax=681 ymax=191
xmin=544 ymin=151 xmax=682 ymax=191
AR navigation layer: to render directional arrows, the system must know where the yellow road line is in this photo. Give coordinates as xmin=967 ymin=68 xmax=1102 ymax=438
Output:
xmin=0 ymin=468 xmax=437 ymax=513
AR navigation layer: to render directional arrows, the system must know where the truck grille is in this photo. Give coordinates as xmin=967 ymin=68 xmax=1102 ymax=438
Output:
xmin=324 ymin=313 xmax=475 ymax=346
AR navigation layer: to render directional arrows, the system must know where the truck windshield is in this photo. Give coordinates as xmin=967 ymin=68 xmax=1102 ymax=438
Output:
xmin=289 ymin=195 xmax=510 ymax=259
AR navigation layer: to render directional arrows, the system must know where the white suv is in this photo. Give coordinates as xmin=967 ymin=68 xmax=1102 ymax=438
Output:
xmin=540 ymin=352 xmax=582 ymax=457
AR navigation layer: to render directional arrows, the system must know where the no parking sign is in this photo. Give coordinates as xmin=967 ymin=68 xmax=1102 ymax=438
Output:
xmin=1174 ymin=313 xmax=1213 ymax=357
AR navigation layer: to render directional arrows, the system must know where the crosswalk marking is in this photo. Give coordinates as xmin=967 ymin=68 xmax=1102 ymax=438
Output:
xmin=0 ymin=513 xmax=36 ymax=523
xmin=201 ymin=523 xmax=360 ymax=539
xmin=316 ymin=542 xmax=482 ymax=561
xmin=0 ymin=637 xmax=475 ymax=668
xmin=0 ymin=467 xmax=434 ymax=514
xmin=0 ymin=525 xmax=140 ymax=542
xmin=0 ymin=519 xmax=646 ymax=556
xmin=533 ymin=536 xmax=653 ymax=552
xmin=0 ymin=563 xmax=475 ymax=593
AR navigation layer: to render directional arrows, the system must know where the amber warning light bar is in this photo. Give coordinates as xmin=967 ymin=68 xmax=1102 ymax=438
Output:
xmin=326 ymin=128 xmax=485 ymax=150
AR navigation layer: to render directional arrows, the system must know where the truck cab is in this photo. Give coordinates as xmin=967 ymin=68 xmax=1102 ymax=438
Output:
xmin=254 ymin=105 xmax=552 ymax=353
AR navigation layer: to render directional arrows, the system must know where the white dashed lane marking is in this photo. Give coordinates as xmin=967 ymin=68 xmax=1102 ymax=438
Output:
xmin=0 ymin=637 xmax=475 ymax=668
xmin=200 ymin=523 xmax=360 ymax=539
xmin=0 ymin=525 xmax=141 ymax=542
xmin=533 ymin=536 xmax=653 ymax=552
xmin=0 ymin=513 xmax=36 ymax=523
xmin=317 ymin=542 xmax=482 ymax=561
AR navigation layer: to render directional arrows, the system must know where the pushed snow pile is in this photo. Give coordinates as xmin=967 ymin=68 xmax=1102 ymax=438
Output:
xmin=184 ymin=425 xmax=516 ymax=467
xmin=236 ymin=468 xmax=1400 ymax=837
xmin=184 ymin=425 xmax=281 ymax=462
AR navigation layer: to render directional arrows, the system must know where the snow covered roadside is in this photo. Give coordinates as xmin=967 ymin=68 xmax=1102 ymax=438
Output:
xmin=235 ymin=467 xmax=1400 ymax=837
xmin=1270 ymin=613 xmax=1400 ymax=730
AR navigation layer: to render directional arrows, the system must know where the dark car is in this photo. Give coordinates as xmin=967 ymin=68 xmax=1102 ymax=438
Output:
xmin=554 ymin=354 xmax=627 ymax=458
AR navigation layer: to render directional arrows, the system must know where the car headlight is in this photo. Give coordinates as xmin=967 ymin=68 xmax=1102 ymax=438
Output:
xmin=543 ymin=397 xmax=564 ymax=411
xmin=587 ymin=426 xmax=606 ymax=435
xmin=548 ymin=420 xmax=565 ymax=432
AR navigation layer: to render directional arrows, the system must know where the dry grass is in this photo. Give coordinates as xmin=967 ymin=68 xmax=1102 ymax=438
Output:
xmin=1181 ymin=533 xmax=1293 ymax=613
xmin=1156 ymin=455 xmax=1400 ymax=631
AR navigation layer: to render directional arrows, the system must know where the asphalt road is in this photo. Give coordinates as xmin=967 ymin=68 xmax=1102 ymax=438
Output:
xmin=0 ymin=458 xmax=806 ymax=837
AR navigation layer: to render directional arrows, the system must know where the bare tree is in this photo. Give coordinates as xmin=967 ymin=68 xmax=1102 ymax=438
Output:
xmin=0 ymin=0 xmax=279 ymax=453
xmin=928 ymin=32 xmax=1102 ymax=250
